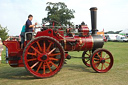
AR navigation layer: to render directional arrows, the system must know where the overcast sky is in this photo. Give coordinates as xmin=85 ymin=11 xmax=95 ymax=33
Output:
xmin=0 ymin=0 xmax=128 ymax=35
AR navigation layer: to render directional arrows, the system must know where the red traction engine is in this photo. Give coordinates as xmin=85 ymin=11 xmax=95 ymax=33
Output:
xmin=3 ymin=7 xmax=114 ymax=78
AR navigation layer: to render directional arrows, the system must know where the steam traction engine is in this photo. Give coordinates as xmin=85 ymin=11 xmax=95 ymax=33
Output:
xmin=3 ymin=7 xmax=113 ymax=78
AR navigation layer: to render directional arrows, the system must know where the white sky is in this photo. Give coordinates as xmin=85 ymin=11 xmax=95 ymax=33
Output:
xmin=0 ymin=0 xmax=128 ymax=35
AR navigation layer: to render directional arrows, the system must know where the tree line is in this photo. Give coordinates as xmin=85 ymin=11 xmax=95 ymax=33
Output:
xmin=0 ymin=25 xmax=9 ymax=41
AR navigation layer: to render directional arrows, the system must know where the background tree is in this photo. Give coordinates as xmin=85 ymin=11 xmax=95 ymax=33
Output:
xmin=105 ymin=30 xmax=122 ymax=34
xmin=105 ymin=31 xmax=115 ymax=34
xmin=0 ymin=25 xmax=9 ymax=41
xmin=115 ymin=30 xmax=122 ymax=34
xmin=42 ymin=2 xmax=75 ymax=26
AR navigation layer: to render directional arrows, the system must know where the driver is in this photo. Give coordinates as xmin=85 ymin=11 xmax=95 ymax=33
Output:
xmin=25 ymin=14 xmax=37 ymax=40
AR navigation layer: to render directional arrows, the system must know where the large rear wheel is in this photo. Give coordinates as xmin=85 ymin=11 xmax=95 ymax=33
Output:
xmin=23 ymin=36 xmax=64 ymax=78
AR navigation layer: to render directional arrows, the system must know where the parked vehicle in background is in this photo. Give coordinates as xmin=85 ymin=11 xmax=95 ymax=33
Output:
xmin=105 ymin=34 xmax=119 ymax=41
xmin=116 ymin=35 xmax=128 ymax=42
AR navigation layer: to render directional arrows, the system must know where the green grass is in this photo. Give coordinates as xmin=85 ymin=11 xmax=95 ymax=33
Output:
xmin=0 ymin=42 xmax=128 ymax=85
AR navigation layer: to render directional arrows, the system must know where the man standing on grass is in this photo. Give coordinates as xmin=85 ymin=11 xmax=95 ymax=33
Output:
xmin=0 ymin=38 xmax=3 ymax=64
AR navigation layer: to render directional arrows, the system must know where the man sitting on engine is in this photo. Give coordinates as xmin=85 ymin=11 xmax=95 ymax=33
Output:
xmin=25 ymin=14 xmax=37 ymax=40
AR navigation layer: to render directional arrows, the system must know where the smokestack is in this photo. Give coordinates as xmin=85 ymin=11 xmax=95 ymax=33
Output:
xmin=90 ymin=7 xmax=98 ymax=35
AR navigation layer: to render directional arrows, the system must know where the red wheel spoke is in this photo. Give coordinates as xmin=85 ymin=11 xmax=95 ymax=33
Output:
xmin=86 ymin=59 xmax=90 ymax=62
xmin=96 ymin=63 xmax=100 ymax=68
xmin=31 ymin=46 xmax=42 ymax=55
xmin=101 ymin=63 xmax=103 ymax=70
xmin=46 ymin=42 xmax=53 ymax=52
xmin=85 ymin=53 xmax=90 ymax=56
xmin=27 ymin=52 xmax=36 ymax=56
xmin=93 ymin=58 xmax=100 ymax=60
xmin=103 ymin=63 xmax=107 ymax=68
xmin=31 ymin=62 xmax=39 ymax=69
xmin=105 ymin=61 xmax=110 ymax=64
xmin=89 ymin=51 xmax=92 ymax=55
xmin=43 ymin=41 xmax=46 ymax=53
xmin=96 ymin=53 xmax=101 ymax=58
xmin=100 ymin=52 xmax=102 ymax=58
xmin=49 ymin=61 xmax=58 ymax=68
xmin=46 ymin=61 xmax=52 ymax=72
xmin=36 ymin=41 xmax=42 ymax=52
xmin=105 ymin=57 xmax=110 ymax=60
xmin=36 ymin=62 xmax=43 ymax=72
xmin=27 ymin=58 xmax=37 ymax=62
xmin=48 ymin=48 xmax=56 ymax=55
xmin=94 ymin=61 xmax=100 ymax=64
xmin=104 ymin=54 xmax=108 ymax=58
xmin=49 ymin=53 xmax=61 ymax=57
xmin=43 ymin=62 xmax=45 ymax=74
xmin=49 ymin=58 xmax=59 ymax=61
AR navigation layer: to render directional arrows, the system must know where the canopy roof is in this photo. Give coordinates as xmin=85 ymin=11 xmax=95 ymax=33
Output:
xmin=120 ymin=29 xmax=128 ymax=34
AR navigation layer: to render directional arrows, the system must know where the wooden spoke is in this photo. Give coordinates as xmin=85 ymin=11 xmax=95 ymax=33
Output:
xmin=85 ymin=53 xmax=90 ymax=56
xmin=105 ymin=61 xmax=110 ymax=64
xmin=46 ymin=61 xmax=52 ymax=72
xmin=31 ymin=46 xmax=42 ymax=55
xmin=43 ymin=62 xmax=45 ymax=74
xmin=103 ymin=63 xmax=107 ymax=68
xmin=49 ymin=53 xmax=61 ymax=57
xmin=36 ymin=62 xmax=43 ymax=72
xmin=96 ymin=53 xmax=101 ymax=58
xmin=48 ymin=48 xmax=56 ymax=55
xmin=43 ymin=41 xmax=46 ymax=53
xmin=96 ymin=63 xmax=100 ymax=68
xmin=104 ymin=54 xmax=108 ymax=58
xmin=93 ymin=58 xmax=100 ymax=60
xmin=49 ymin=61 xmax=58 ymax=68
xmin=46 ymin=42 xmax=53 ymax=52
xmin=101 ymin=63 xmax=103 ymax=70
xmin=86 ymin=59 xmax=90 ymax=62
xmin=27 ymin=52 xmax=36 ymax=56
xmin=94 ymin=61 xmax=100 ymax=64
xmin=105 ymin=57 xmax=110 ymax=60
xmin=100 ymin=52 xmax=102 ymax=58
xmin=36 ymin=41 xmax=42 ymax=52
xmin=27 ymin=58 xmax=37 ymax=62
xmin=49 ymin=58 xmax=59 ymax=61
xmin=31 ymin=62 xmax=39 ymax=69
xmin=89 ymin=51 xmax=92 ymax=55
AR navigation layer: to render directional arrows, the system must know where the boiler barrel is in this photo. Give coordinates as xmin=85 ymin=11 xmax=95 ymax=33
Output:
xmin=63 ymin=35 xmax=104 ymax=51
xmin=64 ymin=36 xmax=93 ymax=51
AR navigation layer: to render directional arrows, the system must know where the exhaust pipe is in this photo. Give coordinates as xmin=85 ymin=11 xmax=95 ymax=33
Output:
xmin=90 ymin=7 xmax=104 ymax=50
xmin=90 ymin=7 xmax=98 ymax=35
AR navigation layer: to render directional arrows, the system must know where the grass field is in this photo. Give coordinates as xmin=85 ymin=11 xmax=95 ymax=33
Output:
xmin=0 ymin=42 xmax=128 ymax=85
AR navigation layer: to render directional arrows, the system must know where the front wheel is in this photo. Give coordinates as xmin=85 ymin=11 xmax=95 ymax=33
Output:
xmin=90 ymin=48 xmax=114 ymax=73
